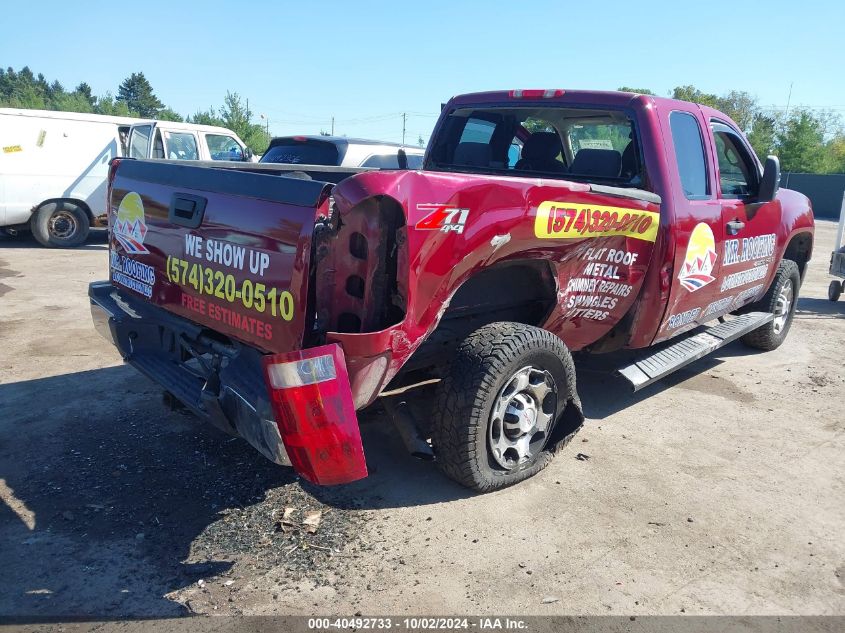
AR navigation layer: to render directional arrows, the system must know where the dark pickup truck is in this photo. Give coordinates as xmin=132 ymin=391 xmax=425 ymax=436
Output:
xmin=90 ymin=89 xmax=814 ymax=491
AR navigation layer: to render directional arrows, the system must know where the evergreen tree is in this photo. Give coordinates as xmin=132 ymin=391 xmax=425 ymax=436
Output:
xmin=116 ymin=72 xmax=163 ymax=118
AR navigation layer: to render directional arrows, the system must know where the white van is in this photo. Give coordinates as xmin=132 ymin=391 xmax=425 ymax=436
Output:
xmin=0 ymin=108 xmax=137 ymax=247
xmin=126 ymin=121 xmax=254 ymax=162
xmin=0 ymin=111 xmax=256 ymax=247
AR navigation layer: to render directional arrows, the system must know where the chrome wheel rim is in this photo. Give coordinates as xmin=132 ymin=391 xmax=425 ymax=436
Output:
xmin=772 ymin=278 xmax=794 ymax=334
xmin=49 ymin=211 xmax=77 ymax=239
xmin=488 ymin=366 xmax=557 ymax=470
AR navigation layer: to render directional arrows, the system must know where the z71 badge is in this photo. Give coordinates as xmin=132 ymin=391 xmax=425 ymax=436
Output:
xmin=415 ymin=204 xmax=469 ymax=234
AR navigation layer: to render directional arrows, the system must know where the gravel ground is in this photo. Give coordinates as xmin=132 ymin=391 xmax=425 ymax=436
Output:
xmin=0 ymin=222 xmax=843 ymax=618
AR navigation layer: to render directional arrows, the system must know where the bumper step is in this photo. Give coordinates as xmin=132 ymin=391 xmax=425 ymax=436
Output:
xmin=131 ymin=352 xmax=205 ymax=414
xmin=618 ymin=311 xmax=773 ymax=391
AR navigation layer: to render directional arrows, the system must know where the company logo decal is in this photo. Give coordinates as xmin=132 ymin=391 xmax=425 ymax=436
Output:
xmin=678 ymin=223 xmax=717 ymax=292
xmin=415 ymin=204 xmax=469 ymax=234
xmin=534 ymin=202 xmax=660 ymax=243
xmin=114 ymin=192 xmax=149 ymax=255
xmin=723 ymin=233 xmax=776 ymax=266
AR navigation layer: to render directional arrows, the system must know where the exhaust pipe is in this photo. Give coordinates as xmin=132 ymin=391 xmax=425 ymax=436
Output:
xmin=384 ymin=398 xmax=435 ymax=461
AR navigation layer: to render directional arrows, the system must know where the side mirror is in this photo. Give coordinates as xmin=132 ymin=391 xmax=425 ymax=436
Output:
xmin=242 ymin=146 xmax=253 ymax=162
xmin=758 ymin=155 xmax=780 ymax=202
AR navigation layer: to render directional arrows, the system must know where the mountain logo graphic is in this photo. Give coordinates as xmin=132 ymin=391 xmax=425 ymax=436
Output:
xmin=114 ymin=192 xmax=149 ymax=255
xmin=678 ymin=223 xmax=717 ymax=292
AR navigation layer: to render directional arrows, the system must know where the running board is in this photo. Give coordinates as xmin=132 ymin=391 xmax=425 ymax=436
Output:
xmin=618 ymin=311 xmax=773 ymax=392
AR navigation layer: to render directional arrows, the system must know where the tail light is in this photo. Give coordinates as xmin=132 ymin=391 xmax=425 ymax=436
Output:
xmin=262 ymin=344 xmax=368 ymax=485
xmin=509 ymin=89 xmax=565 ymax=99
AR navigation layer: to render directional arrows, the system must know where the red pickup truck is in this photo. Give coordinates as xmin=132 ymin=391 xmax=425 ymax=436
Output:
xmin=89 ymin=89 xmax=814 ymax=492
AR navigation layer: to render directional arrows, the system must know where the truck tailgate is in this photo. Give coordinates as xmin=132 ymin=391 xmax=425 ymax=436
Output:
xmin=108 ymin=159 xmax=331 ymax=353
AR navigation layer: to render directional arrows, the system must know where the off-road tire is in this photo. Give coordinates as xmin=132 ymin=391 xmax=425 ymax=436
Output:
xmin=431 ymin=322 xmax=580 ymax=492
xmin=31 ymin=202 xmax=90 ymax=248
xmin=740 ymin=259 xmax=800 ymax=351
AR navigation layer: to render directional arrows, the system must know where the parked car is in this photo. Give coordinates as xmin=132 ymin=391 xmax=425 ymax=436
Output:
xmin=260 ymin=135 xmax=424 ymax=169
xmin=0 ymin=108 xmax=137 ymax=246
xmin=126 ymin=121 xmax=254 ymax=163
xmin=89 ymin=89 xmax=813 ymax=491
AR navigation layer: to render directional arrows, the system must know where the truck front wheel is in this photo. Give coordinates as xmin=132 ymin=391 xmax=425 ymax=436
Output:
xmin=431 ymin=322 xmax=581 ymax=492
xmin=31 ymin=202 xmax=90 ymax=248
xmin=740 ymin=259 xmax=801 ymax=351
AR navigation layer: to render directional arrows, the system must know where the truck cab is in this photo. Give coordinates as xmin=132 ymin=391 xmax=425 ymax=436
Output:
xmin=126 ymin=121 xmax=253 ymax=162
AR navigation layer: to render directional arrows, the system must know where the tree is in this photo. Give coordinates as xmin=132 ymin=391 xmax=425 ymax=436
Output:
xmin=824 ymin=135 xmax=845 ymax=174
xmin=220 ymin=91 xmax=270 ymax=154
xmin=617 ymin=86 xmax=655 ymax=95
xmin=156 ymin=107 xmax=183 ymax=122
xmin=418 ymin=134 xmax=425 ymax=148
xmin=94 ymin=91 xmax=137 ymax=117
xmin=74 ymin=82 xmax=96 ymax=108
xmin=188 ymin=108 xmax=224 ymax=127
xmin=747 ymin=112 xmax=780 ymax=160
xmin=715 ymin=90 xmax=757 ymax=131
xmin=116 ymin=72 xmax=163 ymax=118
xmin=52 ymin=91 xmax=94 ymax=113
xmin=778 ymin=109 xmax=826 ymax=173
xmin=671 ymin=85 xmax=720 ymax=109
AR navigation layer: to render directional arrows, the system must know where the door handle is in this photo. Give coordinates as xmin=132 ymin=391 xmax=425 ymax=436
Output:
xmin=726 ymin=220 xmax=745 ymax=235
xmin=169 ymin=193 xmax=208 ymax=229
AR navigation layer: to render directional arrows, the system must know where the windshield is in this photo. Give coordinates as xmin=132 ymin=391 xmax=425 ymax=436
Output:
xmin=260 ymin=139 xmax=340 ymax=166
xmin=427 ymin=105 xmax=643 ymax=186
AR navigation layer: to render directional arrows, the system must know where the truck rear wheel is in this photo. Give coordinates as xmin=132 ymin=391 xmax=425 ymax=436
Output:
xmin=31 ymin=202 xmax=90 ymax=248
xmin=740 ymin=260 xmax=800 ymax=351
xmin=431 ymin=322 xmax=581 ymax=492
xmin=829 ymin=280 xmax=842 ymax=302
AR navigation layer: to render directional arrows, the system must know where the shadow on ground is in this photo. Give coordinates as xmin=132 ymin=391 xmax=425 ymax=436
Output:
xmin=0 ymin=364 xmax=473 ymax=617
xmin=2 ymin=308 xmax=817 ymax=616
xmin=796 ymin=295 xmax=844 ymax=319
xmin=0 ymin=365 xmax=297 ymax=617
xmin=0 ymin=230 xmax=109 ymax=251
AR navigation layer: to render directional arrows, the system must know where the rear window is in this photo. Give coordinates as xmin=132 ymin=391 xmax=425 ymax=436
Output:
xmin=427 ymin=105 xmax=642 ymax=185
xmin=260 ymin=140 xmax=340 ymax=166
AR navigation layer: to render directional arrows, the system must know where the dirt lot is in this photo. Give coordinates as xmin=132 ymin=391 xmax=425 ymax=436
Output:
xmin=1 ymin=222 xmax=843 ymax=618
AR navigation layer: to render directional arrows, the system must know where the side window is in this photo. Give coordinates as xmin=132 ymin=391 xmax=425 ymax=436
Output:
xmin=710 ymin=123 xmax=758 ymax=198
xmin=117 ymin=126 xmax=130 ymax=156
xmin=460 ymin=118 xmax=497 ymax=144
xmin=128 ymin=125 xmax=152 ymax=159
xmin=206 ymin=134 xmax=243 ymax=161
xmin=152 ymin=129 xmax=165 ymax=159
xmin=164 ymin=132 xmax=199 ymax=160
xmin=507 ymin=141 xmax=522 ymax=168
xmin=669 ymin=112 xmax=709 ymax=199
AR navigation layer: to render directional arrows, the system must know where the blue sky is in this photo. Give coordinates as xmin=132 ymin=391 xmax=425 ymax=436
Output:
xmin=2 ymin=0 xmax=842 ymax=144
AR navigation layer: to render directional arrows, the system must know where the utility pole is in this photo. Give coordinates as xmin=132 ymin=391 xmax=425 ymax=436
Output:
xmin=331 ymin=117 xmax=335 ymax=135
xmin=402 ymin=113 xmax=406 ymax=145
xmin=784 ymin=81 xmax=794 ymax=119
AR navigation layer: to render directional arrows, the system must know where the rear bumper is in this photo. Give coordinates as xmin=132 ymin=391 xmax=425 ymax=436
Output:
xmin=89 ymin=280 xmax=292 ymax=467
